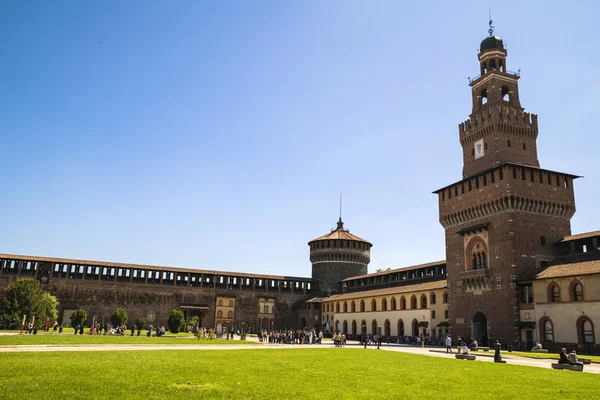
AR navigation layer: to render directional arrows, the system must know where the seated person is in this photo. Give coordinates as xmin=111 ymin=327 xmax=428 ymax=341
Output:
xmin=567 ymin=350 xmax=583 ymax=367
xmin=558 ymin=348 xmax=569 ymax=364
xmin=533 ymin=342 xmax=542 ymax=350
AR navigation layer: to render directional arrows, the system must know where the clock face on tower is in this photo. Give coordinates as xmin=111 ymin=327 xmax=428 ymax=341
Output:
xmin=474 ymin=139 xmax=485 ymax=160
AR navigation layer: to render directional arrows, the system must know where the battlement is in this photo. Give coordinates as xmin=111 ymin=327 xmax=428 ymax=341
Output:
xmin=459 ymin=106 xmax=538 ymax=136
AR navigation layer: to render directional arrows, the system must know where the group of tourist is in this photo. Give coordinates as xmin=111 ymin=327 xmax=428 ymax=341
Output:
xmin=257 ymin=329 xmax=324 ymax=344
xmin=559 ymin=348 xmax=585 ymax=369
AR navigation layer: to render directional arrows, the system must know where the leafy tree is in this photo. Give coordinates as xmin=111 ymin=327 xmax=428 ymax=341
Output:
xmin=167 ymin=309 xmax=185 ymax=334
xmin=190 ymin=316 xmax=200 ymax=329
xmin=0 ymin=278 xmax=57 ymax=329
xmin=69 ymin=309 xmax=87 ymax=327
xmin=134 ymin=316 xmax=147 ymax=330
xmin=39 ymin=292 xmax=60 ymax=326
xmin=375 ymin=267 xmax=392 ymax=273
xmin=110 ymin=308 xmax=128 ymax=326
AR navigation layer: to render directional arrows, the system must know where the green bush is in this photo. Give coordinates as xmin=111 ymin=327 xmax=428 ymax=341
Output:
xmin=134 ymin=316 xmax=148 ymax=330
xmin=110 ymin=308 xmax=128 ymax=327
xmin=167 ymin=309 xmax=185 ymax=334
xmin=69 ymin=309 xmax=87 ymax=327
xmin=0 ymin=278 xmax=59 ymax=329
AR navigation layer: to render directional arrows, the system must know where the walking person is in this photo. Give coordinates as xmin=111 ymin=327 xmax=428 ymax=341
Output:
xmin=445 ymin=335 xmax=453 ymax=354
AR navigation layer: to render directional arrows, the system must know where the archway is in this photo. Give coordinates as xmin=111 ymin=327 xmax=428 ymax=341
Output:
xmin=300 ymin=317 xmax=306 ymax=328
xmin=372 ymin=320 xmax=378 ymax=336
xmin=397 ymin=319 xmax=404 ymax=337
xmin=343 ymin=320 xmax=348 ymax=334
xmin=352 ymin=320 xmax=357 ymax=336
xmin=472 ymin=312 xmax=488 ymax=345
xmin=412 ymin=319 xmax=419 ymax=337
xmin=361 ymin=320 xmax=367 ymax=335
xmin=384 ymin=319 xmax=391 ymax=337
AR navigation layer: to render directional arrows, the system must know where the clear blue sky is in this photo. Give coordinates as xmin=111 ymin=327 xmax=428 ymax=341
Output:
xmin=1 ymin=1 xmax=598 ymax=277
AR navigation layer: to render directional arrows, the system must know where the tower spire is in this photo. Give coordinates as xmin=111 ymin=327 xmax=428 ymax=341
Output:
xmin=337 ymin=193 xmax=344 ymax=230
xmin=488 ymin=8 xmax=494 ymax=36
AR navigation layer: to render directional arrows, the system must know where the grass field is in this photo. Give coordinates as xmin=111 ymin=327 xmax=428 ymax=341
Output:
xmin=0 ymin=332 xmax=256 ymax=346
xmin=0 ymin=349 xmax=597 ymax=399
xmin=504 ymin=350 xmax=600 ymax=363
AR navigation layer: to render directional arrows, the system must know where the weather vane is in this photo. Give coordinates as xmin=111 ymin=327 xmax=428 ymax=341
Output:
xmin=488 ymin=8 xmax=494 ymax=36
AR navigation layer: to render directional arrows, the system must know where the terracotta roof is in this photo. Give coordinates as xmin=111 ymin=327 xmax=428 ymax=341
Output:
xmin=535 ymin=257 xmax=600 ymax=280
xmin=323 ymin=280 xmax=447 ymax=301
xmin=309 ymin=218 xmax=372 ymax=245
xmin=342 ymin=260 xmax=446 ymax=282
xmin=559 ymin=230 xmax=600 ymax=243
xmin=0 ymin=253 xmax=318 ymax=282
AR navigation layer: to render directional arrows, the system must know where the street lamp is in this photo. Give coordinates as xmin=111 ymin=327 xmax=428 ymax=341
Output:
xmin=241 ymin=322 xmax=245 ymax=340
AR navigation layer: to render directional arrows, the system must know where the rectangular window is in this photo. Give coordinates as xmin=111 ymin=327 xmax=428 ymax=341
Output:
xmin=513 ymin=166 xmax=517 ymax=179
xmin=521 ymin=284 xmax=533 ymax=303
xmin=444 ymin=310 xmax=449 ymax=319
xmin=499 ymin=168 xmax=503 ymax=180
xmin=431 ymin=310 xmax=436 ymax=319
xmin=455 ymin=186 xmax=458 ymax=196
xmin=468 ymin=180 xmax=472 ymax=191
xmin=483 ymin=174 xmax=487 ymax=186
xmin=475 ymin=178 xmax=479 ymax=189
xmin=490 ymin=172 xmax=495 ymax=183
xmin=461 ymin=182 xmax=465 ymax=194
xmin=521 ymin=169 xmax=526 ymax=180
xmin=539 ymin=172 xmax=543 ymax=184
xmin=530 ymin=170 xmax=534 ymax=181
xmin=448 ymin=188 xmax=451 ymax=199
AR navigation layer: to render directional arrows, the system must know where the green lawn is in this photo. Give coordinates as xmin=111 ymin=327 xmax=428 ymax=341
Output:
xmin=0 ymin=349 xmax=597 ymax=399
xmin=0 ymin=332 xmax=256 ymax=346
xmin=504 ymin=350 xmax=600 ymax=363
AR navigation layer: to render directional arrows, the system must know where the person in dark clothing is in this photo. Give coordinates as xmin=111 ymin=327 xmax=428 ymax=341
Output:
xmin=558 ymin=348 xmax=569 ymax=364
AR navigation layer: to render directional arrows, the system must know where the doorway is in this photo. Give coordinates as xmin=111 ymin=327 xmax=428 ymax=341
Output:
xmin=472 ymin=312 xmax=488 ymax=345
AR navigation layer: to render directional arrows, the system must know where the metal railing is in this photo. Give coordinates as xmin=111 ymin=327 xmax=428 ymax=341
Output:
xmin=468 ymin=69 xmax=520 ymax=83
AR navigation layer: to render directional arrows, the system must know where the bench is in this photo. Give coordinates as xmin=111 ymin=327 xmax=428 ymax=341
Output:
xmin=531 ymin=349 xmax=548 ymax=353
xmin=580 ymin=358 xmax=591 ymax=365
xmin=472 ymin=347 xmax=490 ymax=351
xmin=551 ymin=363 xmax=583 ymax=372
xmin=455 ymin=354 xmax=476 ymax=360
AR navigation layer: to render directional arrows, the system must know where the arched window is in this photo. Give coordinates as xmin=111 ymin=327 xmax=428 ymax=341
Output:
xmin=443 ymin=291 xmax=449 ymax=303
xmin=227 ymin=311 xmax=233 ymax=318
xmin=382 ymin=298 xmax=388 ymax=311
xmin=466 ymin=237 xmax=488 ymax=271
xmin=391 ymin=297 xmax=397 ymax=310
xmin=410 ymin=295 xmax=417 ymax=309
xmin=218 ymin=299 xmax=223 ymax=306
xmin=371 ymin=299 xmax=377 ymax=312
xmin=217 ymin=310 xmax=223 ymax=318
xmin=430 ymin=293 xmax=436 ymax=305
xmin=351 ymin=301 xmax=356 ymax=313
xmin=360 ymin=300 xmax=365 ymax=312
xmin=502 ymin=85 xmax=510 ymax=102
xmin=336 ymin=303 xmax=340 ymax=313
xmin=343 ymin=302 xmax=348 ymax=313
xmin=229 ymin=300 xmax=234 ymax=307
xmin=577 ymin=317 xmax=595 ymax=344
xmin=384 ymin=319 xmax=391 ymax=337
xmin=371 ymin=320 xmax=378 ymax=335
xmin=548 ymin=283 xmax=561 ymax=302
xmin=352 ymin=320 xmax=357 ymax=335
xmin=397 ymin=319 xmax=404 ymax=337
xmin=400 ymin=296 xmax=406 ymax=310
xmin=343 ymin=320 xmax=348 ymax=334
xmin=420 ymin=294 xmax=427 ymax=309
xmin=481 ymin=88 xmax=488 ymax=105
xmin=540 ymin=318 xmax=554 ymax=342
xmin=571 ymin=281 xmax=584 ymax=301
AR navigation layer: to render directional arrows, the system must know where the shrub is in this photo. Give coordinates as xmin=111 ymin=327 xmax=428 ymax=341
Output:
xmin=167 ymin=309 xmax=185 ymax=334
xmin=69 ymin=309 xmax=87 ymax=327
xmin=110 ymin=308 xmax=128 ymax=327
xmin=134 ymin=316 xmax=147 ymax=330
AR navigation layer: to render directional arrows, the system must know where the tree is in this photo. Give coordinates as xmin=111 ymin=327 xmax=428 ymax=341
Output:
xmin=375 ymin=268 xmax=392 ymax=273
xmin=167 ymin=309 xmax=185 ymax=334
xmin=190 ymin=316 xmax=200 ymax=330
xmin=69 ymin=309 xmax=87 ymax=327
xmin=134 ymin=316 xmax=147 ymax=331
xmin=0 ymin=278 xmax=58 ymax=329
xmin=110 ymin=308 xmax=128 ymax=327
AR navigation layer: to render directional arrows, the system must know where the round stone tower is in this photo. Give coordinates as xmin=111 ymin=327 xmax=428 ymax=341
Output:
xmin=309 ymin=218 xmax=372 ymax=292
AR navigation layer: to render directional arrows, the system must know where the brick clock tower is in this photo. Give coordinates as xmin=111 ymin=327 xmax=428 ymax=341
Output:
xmin=435 ymin=24 xmax=579 ymax=346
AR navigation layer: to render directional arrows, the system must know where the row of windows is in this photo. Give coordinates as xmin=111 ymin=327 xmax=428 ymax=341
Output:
xmin=0 ymin=260 xmax=315 ymax=291
xmin=215 ymin=310 xmax=234 ymax=319
xmin=325 ymin=292 xmax=449 ymax=313
xmin=441 ymin=167 xmax=571 ymax=201
xmin=328 ymin=318 xmax=448 ymax=337
xmin=541 ymin=316 xmax=595 ymax=344
xmin=310 ymin=240 xmax=369 ymax=250
xmin=548 ymin=281 xmax=585 ymax=303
